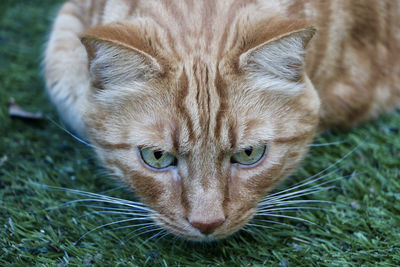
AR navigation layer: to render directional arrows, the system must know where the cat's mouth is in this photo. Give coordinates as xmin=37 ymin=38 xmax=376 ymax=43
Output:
xmin=153 ymin=209 xmax=255 ymax=241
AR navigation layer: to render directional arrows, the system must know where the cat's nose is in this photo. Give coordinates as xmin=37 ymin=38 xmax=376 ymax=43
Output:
xmin=189 ymin=218 xmax=225 ymax=234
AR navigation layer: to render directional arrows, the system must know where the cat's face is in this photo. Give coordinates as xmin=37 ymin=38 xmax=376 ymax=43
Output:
xmin=80 ymin=22 xmax=320 ymax=240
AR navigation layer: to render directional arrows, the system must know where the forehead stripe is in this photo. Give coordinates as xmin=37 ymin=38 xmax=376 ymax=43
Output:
xmin=214 ymin=67 xmax=228 ymax=140
xmin=176 ymin=68 xmax=195 ymax=142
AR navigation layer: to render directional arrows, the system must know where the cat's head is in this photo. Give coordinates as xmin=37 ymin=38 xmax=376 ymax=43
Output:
xmin=80 ymin=19 xmax=320 ymax=241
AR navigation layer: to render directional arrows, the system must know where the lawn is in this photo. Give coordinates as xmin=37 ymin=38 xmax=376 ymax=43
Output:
xmin=1 ymin=1 xmax=399 ymax=266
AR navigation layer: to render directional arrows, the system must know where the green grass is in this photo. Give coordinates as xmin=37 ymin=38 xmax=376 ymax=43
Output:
xmin=1 ymin=1 xmax=400 ymax=266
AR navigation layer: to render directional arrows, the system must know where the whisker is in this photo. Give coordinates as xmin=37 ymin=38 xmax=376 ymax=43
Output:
xmin=260 ymin=187 xmax=335 ymax=207
xmin=46 ymin=116 xmax=97 ymax=149
xmin=241 ymin=227 xmax=257 ymax=235
xmin=308 ymin=140 xmax=347 ymax=147
xmin=263 ymin=144 xmax=360 ymax=204
xmin=133 ymin=230 xmax=167 ymax=251
xmin=34 ymin=184 xmax=151 ymax=211
xmin=75 ymin=205 xmax=147 ymax=213
xmin=260 ymin=174 xmax=351 ymax=205
xmin=41 ymin=184 xmax=148 ymax=206
xmin=260 ymin=175 xmax=350 ymax=207
xmin=251 ymin=145 xmax=362 ymax=235
xmin=260 ymin=186 xmax=334 ymax=205
xmin=112 ymin=223 xmax=157 ymax=232
xmin=75 ymin=217 xmax=153 ymax=244
xmin=261 ymin=170 xmax=338 ymax=202
xmin=254 ymin=214 xmax=318 ymax=226
xmin=123 ymin=225 xmax=162 ymax=242
xmin=97 ymin=185 xmax=127 ymax=195
xmin=259 ymin=200 xmax=334 ymax=211
xmin=56 ymin=198 xmax=151 ymax=212
xmin=246 ymin=223 xmax=278 ymax=231
xmin=127 ymin=227 xmax=162 ymax=242
xmin=293 ymin=144 xmax=361 ymax=184
xmin=257 ymin=206 xmax=329 ymax=213
xmin=69 ymin=192 xmax=148 ymax=208
xmin=153 ymin=231 xmax=172 ymax=244
xmin=252 ymin=219 xmax=294 ymax=228
xmin=76 ymin=210 xmax=150 ymax=219
xmin=144 ymin=230 xmax=167 ymax=244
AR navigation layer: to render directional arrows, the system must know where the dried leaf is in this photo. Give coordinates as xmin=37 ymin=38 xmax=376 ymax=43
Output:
xmin=8 ymin=98 xmax=43 ymax=120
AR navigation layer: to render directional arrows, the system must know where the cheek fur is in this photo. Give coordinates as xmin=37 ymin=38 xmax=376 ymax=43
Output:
xmin=128 ymin=172 xmax=166 ymax=205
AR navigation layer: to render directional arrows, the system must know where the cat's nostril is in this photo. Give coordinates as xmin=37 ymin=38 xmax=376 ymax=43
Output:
xmin=190 ymin=218 xmax=225 ymax=234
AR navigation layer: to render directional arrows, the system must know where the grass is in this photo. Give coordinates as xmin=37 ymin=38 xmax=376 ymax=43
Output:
xmin=1 ymin=1 xmax=400 ymax=266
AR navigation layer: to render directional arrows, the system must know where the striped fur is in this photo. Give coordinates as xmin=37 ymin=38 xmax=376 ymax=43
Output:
xmin=45 ymin=0 xmax=400 ymax=240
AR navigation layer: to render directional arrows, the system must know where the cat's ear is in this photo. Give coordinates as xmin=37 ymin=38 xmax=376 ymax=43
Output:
xmin=80 ymin=23 xmax=161 ymax=89
xmin=239 ymin=28 xmax=316 ymax=94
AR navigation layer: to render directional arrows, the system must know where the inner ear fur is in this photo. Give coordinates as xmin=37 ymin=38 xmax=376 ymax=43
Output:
xmin=238 ymin=20 xmax=316 ymax=82
xmin=80 ymin=22 xmax=162 ymax=88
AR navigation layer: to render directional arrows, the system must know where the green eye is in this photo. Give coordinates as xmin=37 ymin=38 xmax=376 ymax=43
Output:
xmin=140 ymin=148 xmax=177 ymax=169
xmin=231 ymin=145 xmax=267 ymax=166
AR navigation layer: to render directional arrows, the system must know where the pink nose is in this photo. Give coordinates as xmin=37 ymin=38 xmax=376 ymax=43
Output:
xmin=190 ymin=218 xmax=225 ymax=234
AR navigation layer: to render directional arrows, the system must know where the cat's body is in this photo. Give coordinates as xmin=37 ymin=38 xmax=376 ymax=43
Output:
xmin=45 ymin=0 xmax=400 ymax=240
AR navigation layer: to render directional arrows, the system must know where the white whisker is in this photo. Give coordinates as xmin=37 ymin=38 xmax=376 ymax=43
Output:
xmin=133 ymin=230 xmax=167 ymax=251
xmin=113 ymin=223 xmax=157 ymax=232
xmin=255 ymin=214 xmax=318 ymax=226
xmin=97 ymin=185 xmax=127 ymax=195
xmin=46 ymin=116 xmax=98 ymax=149
xmin=260 ymin=188 xmax=335 ymax=207
xmin=127 ymin=227 xmax=163 ymax=242
xmin=59 ymin=198 xmax=151 ymax=212
xmin=261 ymin=144 xmax=360 ymax=206
xmin=75 ymin=217 xmax=153 ymax=244
xmin=260 ymin=174 xmax=351 ymax=205
xmin=76 ymin=204 xmax=147 ymax=213
xmin=241 ymin=228 xmax=257 ymax=235
xmin=293 ymin=144 xmax=361 ymax=184
xmin=35 ymin=184 xmax=151 ymax=211
xmin=308 ymin=140 xmax=347 ymax=147
xmin=76 ymin=210 xmax=151 ymax=219
xmin=257 ymin=206 xmax=328 ymax=213
xmin=259 ymin=200 xmax=334 ymax=212
xmin=246 ymin=223 xmax=278 ymax=230
xmin=153 ymin=231 xmax=172 ymax=244
xmin=260 ymin=186 xmax=333 ymax=206
xmin=252 ymin=219 xmax=294 ymax=228
xmin=261 ymin=170 xmax=338 ymax=202
xmin=45 ymin=185 xmax=147 ymax=206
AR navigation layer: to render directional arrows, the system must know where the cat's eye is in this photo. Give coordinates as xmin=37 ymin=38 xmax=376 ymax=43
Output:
xmin=140 ymin=148 xmax=177 ymax=170
xmin=231 ymin=145 xmax=267 ymax=166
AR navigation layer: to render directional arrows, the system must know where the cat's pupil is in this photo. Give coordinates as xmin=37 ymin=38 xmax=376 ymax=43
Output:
xmin=154 ymin=150 xmax=163 ymax=160
xmin=245 ymin=147 xmax=253 ymax=156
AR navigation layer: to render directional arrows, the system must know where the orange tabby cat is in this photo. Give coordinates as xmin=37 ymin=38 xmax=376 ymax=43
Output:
xmin=44 ymin=0 xmax=400 ymax=240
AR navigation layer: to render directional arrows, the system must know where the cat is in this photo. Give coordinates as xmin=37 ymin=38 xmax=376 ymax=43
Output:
xmin=44 ymin=0 xmax=400 ymax=241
